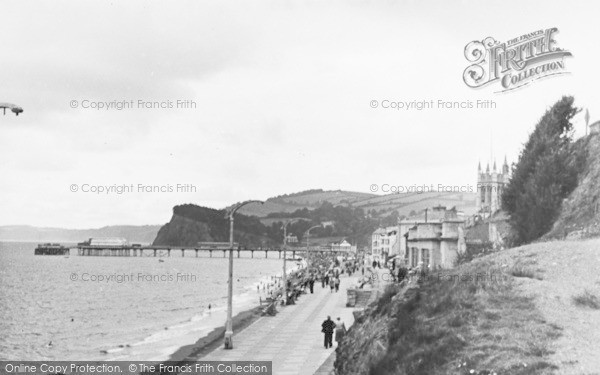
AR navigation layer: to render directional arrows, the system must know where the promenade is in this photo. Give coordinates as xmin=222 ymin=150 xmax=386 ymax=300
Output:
xmin=200 ymin=273 xmax=359 ymax=375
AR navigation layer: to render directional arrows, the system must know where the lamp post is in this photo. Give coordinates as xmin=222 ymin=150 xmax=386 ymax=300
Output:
xmin=305 ymin=225 xmax=321 ymax=273
xmin=282 ymin=218 xmax=304 ymax=305
xmin=0 ymin=103 xmax=23 ymax=116
xmin=224 ymin=199 xmax=263 ymax=349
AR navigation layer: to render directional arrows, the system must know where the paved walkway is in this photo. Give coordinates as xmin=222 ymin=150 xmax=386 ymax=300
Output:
xmin=201 ymin=274 xmax=359 ymax=375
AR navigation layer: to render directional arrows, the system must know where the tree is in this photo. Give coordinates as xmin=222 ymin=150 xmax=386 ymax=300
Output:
xmin=502 ymin=96 xmax=581 ymax=245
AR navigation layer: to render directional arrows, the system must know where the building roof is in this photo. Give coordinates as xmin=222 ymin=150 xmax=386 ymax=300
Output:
xmin=372 ymin=227 xmax=387 ymax=235
xmin=400 ymin=206 xmax=463 ymax=224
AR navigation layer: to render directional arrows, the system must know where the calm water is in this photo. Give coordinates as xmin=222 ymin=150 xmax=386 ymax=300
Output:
xmin=0 ymin=242 xmax=296 ymax=361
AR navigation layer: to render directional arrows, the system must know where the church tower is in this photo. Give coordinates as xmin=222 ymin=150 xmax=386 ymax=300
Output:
xmin=477 ymin=157 xmax=510 ymax=216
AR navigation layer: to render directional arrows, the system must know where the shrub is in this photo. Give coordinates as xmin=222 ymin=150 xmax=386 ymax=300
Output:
xmin=572 ymin=290 xmax=600 ymax=309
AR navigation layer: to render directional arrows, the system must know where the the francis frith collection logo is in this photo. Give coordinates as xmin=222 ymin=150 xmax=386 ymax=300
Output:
xmin=463 ymin=28 xmax=572 ymax=92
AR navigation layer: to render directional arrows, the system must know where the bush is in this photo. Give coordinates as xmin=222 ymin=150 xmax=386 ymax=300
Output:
xmin=373 ymin=284 xmax=401 ymax=316
xmin=572 ymin=290 xmax=600 ymax=309
xmin=502 ymin=96 xmax=582 ymax=245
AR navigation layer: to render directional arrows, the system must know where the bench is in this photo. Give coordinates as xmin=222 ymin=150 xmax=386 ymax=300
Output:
xmin=259 ymin=297 xmax=276 ymax=305
xmin=259 ymin=296 xmax=281 ymax=316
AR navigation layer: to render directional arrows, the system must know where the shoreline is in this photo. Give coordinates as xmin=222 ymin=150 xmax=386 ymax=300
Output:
xmin=166 ymin=305 xmax=265 ymax=362
xmin=165 ymin=266 xmax=307 ymax=363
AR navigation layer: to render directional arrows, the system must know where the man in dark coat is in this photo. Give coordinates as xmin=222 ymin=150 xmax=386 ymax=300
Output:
xmin=321 ymin=315 xmax=336 ymax=348
xmin=398 ymin=266 xmax=408 ymax=283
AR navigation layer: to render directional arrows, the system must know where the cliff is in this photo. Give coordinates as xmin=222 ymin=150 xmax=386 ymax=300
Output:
xmin=152 ymin=215 xmax=214 ymax=246
xmin=545 ymin=133 xmax=600 ymax=239
xmin=152 ymin=204 xmax=277 ymax=247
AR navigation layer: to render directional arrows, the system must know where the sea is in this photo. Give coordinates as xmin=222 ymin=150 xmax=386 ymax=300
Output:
xmin=0 ymin=241 xmax=299 ymax=361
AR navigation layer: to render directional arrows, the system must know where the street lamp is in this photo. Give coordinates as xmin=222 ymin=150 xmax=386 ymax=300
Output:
xmin=305 ymin=225 xmax=321 ymax=273
xmin=282 ymin=218 xmax=304 ymax=305
xmin=224 ymin=199 xmax=263 ymax=349
xmin=0 ymin=103 xmax=23 ymax=116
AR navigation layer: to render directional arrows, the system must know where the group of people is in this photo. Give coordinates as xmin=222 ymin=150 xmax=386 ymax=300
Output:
xmin=321 ymin=315 xmax=346 ymax=349
xmin=256 ymin=275 xmax=284 ymax=299
xmin=388 ymin=259 xmax=431 ymax=283
xmin=319 ymin=269 xmax=341 ymax=293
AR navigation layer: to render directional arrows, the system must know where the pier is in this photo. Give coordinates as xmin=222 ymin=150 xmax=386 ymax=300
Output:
xmin=34 ymin=243 xmax=70 ymax=255
xmin=74 ymin=242 xmax=350 ymax=258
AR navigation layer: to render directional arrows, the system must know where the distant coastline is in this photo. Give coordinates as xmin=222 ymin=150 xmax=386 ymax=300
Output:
xmin=0 ymin=225 xmax=161 ymax=244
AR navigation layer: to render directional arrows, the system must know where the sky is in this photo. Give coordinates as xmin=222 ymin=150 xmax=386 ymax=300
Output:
xmin=1 ymin=0 xmax=599 ymax=228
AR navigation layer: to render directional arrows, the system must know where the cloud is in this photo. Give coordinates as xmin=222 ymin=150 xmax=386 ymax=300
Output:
xmin=1 ymin=0 xmax=598 ymax=227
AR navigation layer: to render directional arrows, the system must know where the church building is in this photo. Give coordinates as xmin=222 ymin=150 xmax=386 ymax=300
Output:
xmin=476 ymin=157 xmax=510 ymax=216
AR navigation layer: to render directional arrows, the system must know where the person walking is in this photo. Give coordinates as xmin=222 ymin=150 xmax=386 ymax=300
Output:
xmin=321 ymin=273 xmax=326 ymax=288
xmin=309 ymin=277 xmax=315 ymax=294
xmin=321 ymin=316 xmax=335 ymax=349
xmin=334 ymin=317 xmax=347 ymax=346
xmin=329 ymin=277 xmax=335 ymax=293
xmin=397 ymin=265 xmax=408 ymax=283
xmin=334 ymin=277 xmax=340 ymax=292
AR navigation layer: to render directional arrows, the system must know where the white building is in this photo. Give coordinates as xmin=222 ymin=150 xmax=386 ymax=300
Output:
xmin=330 ymin=239 xmax=356 ymax=253
xmin=398 ymin=206 xmax=466 ymax=269
xmin=371 ymin=226 xmax=400 ymax=262
xmin=590 ymin=120 xmax=600 ymax=134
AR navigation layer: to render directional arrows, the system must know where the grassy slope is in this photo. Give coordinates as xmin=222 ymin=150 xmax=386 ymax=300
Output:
xmin=336 ymin=241 xmax=600 ymax=374
xmin=546 ymin=133 xmax=600 ymax=239
xmin=235 ymin=189 xmax=476 ymax=218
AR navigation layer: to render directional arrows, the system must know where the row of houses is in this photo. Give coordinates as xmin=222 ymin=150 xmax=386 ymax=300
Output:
xmin=370 ymin=160 xmax=511 ymax=269
xmin=371 ymin=205 xmax=467 ymax=269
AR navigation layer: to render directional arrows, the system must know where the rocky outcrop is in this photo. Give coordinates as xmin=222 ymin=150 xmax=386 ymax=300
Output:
xmin=152 ymin=215 xmax=214 ymax=246
xmin=152 ymin=204 xmax=277 ymax=247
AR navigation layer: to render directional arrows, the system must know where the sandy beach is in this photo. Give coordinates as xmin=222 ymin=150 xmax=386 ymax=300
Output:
xmin=167 ymin=305 xmax=265 ymax=362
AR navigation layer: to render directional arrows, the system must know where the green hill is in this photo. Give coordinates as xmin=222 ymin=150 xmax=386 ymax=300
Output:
xmin=233 ymin=189 xmax=476 ymax=220
xmin=155 ymin=190 xmax=477 ymax=248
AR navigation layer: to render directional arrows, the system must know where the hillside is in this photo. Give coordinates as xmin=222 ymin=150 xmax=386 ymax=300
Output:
xmin=152 ymin=204 xmax=277 ymax=247
xmin=546 ymin=132 xmax=600 ymax=239
xmin=336 ymin=238 xmax=600 ymax=374
xmin=155 ymin=190 xmax=476 ymax=248
xmin=0 ymin=225 xmax=161 ymax=244
xmin=232 ymin=189 xmax=476 ymax=219
xmin=153 ymin=201 xmax=380 ymax=248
